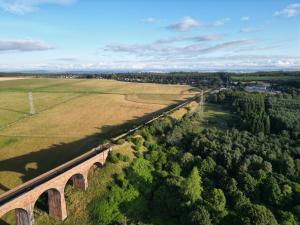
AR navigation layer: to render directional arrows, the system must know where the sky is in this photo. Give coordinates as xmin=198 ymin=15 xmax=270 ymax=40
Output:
xmin=0 ymin=0 xmax=300 ymax=72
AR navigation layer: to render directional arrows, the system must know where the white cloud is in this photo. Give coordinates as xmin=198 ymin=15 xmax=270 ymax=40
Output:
xmin=155 ymin=34 xmax=224 ymax=44
xmin=56 ymin=57 xmax=77 ymax=61
xmin=0 ymin=39 xmax=53 ymax=52
xmin=241 ymin=16 xmax=250 ymax=21
xmin=240 ymin=27 xmax=262 ymax=33
xmin=167 ymin=17 xmax=230 ymax=32
xmin=211 ymin=17 xmax=230 ymax=26
xmin=2 ymin=55 xmax=299 ymax=72
xmin=143 ymin=17 xmax=157 ymax=24
xmin=274 ymin=3 xmax=300 ymax=17
xmin=193 ymin=34 xmax=225 ymax=42
xmin=0 ymin=0 xmax=76 ymax=14
xmin=167 ymin=16 xmax=201 ymax=31
xmin=104 ymin=40 xmax=252 ymax=57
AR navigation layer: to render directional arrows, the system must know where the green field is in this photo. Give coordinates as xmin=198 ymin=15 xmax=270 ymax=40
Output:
xmin=200 ymin=103 xmax=235 ymax=130
xmin=0 ymin=78 xmax=197 ymax=195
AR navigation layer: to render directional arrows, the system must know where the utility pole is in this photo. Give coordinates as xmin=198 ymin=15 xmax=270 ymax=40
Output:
xmin=29 ymin=92 xmax=35 ymax=115
xmin=200 ymin=90 xmax=204 ymax=114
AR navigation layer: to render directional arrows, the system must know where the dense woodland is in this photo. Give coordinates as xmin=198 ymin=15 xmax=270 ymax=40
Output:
xmin=88 ymin=80 xmax=300 ymax=225
xmin=78 ymin=72 xmax=228 ymax=89
xmin=210 ymin=89 xmax=300 ymax=138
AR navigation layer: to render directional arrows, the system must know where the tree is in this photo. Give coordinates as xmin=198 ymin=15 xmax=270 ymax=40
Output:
xmin=263 ymin=177 xmax=283 ymax=206
xmin=200 ymin=156 xmax=216 ymax=175
xmin=207 ymin=188 xmax=227 ymax=220
xmin=182 ymin=167 xmax=203 ymax=204
xmin=278 ymin=211 xmax=298 ymax=225
xmin=240 ymin=204 xmax=278 ymax=225
xmin=189 ymin=206 xmax=212 ymax=225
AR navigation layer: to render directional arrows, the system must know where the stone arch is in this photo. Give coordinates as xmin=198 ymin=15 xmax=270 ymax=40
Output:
xmin=87 ymin=161 xmax=103 ymax=177
xmin=65 ymin=173 xmax=88 ymax=191
xmin=0 ymin=207 xmax=33 ymax=225
xmin=34 ymin=188 xmax=67 ymax=221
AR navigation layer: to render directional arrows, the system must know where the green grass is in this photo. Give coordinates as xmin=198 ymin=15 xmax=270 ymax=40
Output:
xmin=199 ymin=103 xmax=235 ymax=130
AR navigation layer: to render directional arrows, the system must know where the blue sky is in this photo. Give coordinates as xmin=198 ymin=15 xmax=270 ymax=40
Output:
xmin=0 ymin=0 xmax=299 ymax=71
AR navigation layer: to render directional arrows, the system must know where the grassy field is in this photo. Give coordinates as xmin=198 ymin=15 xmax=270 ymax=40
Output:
xmin=197 ymin=103 xmax=235 ymax=131
xmin=0 ymin=78 xmax=197 ymax=195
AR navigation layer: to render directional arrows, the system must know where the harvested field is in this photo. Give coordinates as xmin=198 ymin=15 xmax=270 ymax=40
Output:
xmin=0 ymin=77 xmax=28 ymax=82
xmin=0 ymin=78 xmax=198 ymax=194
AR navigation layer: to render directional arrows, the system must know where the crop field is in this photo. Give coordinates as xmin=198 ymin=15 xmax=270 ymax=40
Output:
xmin=0 ymin=78 xmax=197 ymax=195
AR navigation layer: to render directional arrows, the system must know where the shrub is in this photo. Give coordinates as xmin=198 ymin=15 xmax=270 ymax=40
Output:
xmin=133 ymin=136 xmax=144 ymax=151
xmin=109 ymin=152 xmax=119 ymax=163
xmin=117 ymin=138 xmax=126 ymax=145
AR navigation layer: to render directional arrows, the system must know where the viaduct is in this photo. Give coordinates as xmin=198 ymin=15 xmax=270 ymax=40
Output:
xmin=0 ymin=92 xmax=204 ymax=225
xmin=0 ymin=145 xmax=111 ymax=225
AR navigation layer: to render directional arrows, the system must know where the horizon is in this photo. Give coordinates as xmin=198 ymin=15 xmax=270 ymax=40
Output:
xmin=0 ymin=0 xmax=300 ymax=71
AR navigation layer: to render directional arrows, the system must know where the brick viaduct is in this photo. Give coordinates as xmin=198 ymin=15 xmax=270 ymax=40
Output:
xmin=0 ymin=145 xmax=111 ymax=225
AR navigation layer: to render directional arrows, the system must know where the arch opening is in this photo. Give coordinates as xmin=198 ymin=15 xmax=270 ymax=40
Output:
xmin=88 ymin=162 xmax=103 ymax=177
xmin=34 ymin=188 xmax=66 ymax=221
xmin=65 ymin=173 xmax=87 ymax=191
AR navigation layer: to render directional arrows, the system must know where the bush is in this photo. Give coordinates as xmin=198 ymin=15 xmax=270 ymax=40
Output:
xmin=136 ymin=152 xmax=143 ymax=158
xmin=117 ymin=138 xmax=126 ymax=145
xmin=120 ymin=154 xmax=130 ymax=162
xmin=109 ymin=152 xmax=119 ymax=163
xmin=133 ymin=136 xmax=144 ymax=151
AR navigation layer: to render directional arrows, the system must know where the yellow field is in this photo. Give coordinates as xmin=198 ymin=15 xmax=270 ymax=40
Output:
xmin=0 ymin=78 xmax=197 ymax=195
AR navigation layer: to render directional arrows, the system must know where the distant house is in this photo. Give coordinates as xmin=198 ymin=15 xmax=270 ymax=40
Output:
xmin=211 ymin=86 xmax=234 ymax=94
xmin=245 ymin=86 xmax=268 ymax=92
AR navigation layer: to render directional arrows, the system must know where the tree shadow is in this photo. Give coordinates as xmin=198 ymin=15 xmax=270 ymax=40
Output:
xmin=0 ymin=101 xmax=184 ymax=194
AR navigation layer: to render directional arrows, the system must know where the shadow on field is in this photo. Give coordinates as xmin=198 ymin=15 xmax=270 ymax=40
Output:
xmin=0 ymin=101 xmax=184 ymax=195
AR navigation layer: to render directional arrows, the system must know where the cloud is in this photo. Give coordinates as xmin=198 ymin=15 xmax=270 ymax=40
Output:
xmin=104 ymin=39 xmax=252 ymax=58
xmin=0 ymin=0 xmax=76 ymax=14
xmin=240 ymin=27 xmax=262 ymax=33
xmin=193 ymin=34 xmax=225 ymax=42
xmin=241 ymin=16 xmax=250 ymax=21
xmin=167 ymin=16 xmax=201 ymax=31
xmin=155 ymin=34 xmax=224 ymax=44
xmin=2 ymin=55 xmax=299 ymax=72
xmin=0 ymin=39 xmax=53 ymax=52
xmin=56 ymin=57 xmax=77 ymax=61
xmin=143 ymin=17 xmax=157 ymax=24
xmin=274 ymin=3 xmax=300 ymax=17
xmin=166 ymin=17 xmax=230 ymax=31
xmin=211 ymin=17 xmax=230 ymax=26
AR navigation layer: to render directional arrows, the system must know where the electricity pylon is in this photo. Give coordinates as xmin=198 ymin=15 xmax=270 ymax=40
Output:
xmin=29 ymin=92 xmax=35 ymax=115
xmin=199 ymin=90 xmax=204 ymax=114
